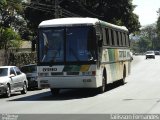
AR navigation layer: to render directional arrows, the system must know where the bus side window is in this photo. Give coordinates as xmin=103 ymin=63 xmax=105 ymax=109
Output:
xmin=111 ymin=29 xmax=115 ymax=46
xmin=105 ymin=28 xmax=110 ymax=45
xmin=120 ymin=32 xmax=123 ymax=46
xmin=120 ymin=32 xmax=124 ymax=46
xmin=118 ymin=32 xmax=122 ymax=46
xmin=122 ymin=33 xmax=125 ymax=46
xmin=108 ymin=29 xmax=112 ymax=46
xmin=116 ymin=31 xmax=120 ymax=46
xmin=113 ymin=31 xmax=117 ymax=46
xmin=125 ymin=33 xmax=129 ymax=46
xmin=124 ymin=33 xmax=127 ymax=46
xmin=102 ymin=28 xmax=107 ymax=45
xmin=95 ymin=26 xmax=102 ymax=41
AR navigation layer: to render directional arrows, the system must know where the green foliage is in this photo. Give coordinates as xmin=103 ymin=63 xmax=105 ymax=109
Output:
xmin=24 ymin=0 xmax=140 ymax=33
xmin=157 ymin=16 xmax=160 ymax=37
xmin=131 ymin=23 xmax=160 ymax=53
xmin=86 ymin=0 xmax=140 ymax=33
xmin=0 ymin=28 xmax=22 ymax=50
xmin=138 ymin=37 xmax=151 ymax=53
xmin=0 ymin=0 xmax=23 ymax=28
xmin=0 ymin=0 xmax=31 ymax=50
xmin=9 ymin=52 xmax=36 ymax=67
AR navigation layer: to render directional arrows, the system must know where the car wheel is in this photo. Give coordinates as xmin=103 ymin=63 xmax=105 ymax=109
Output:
xmin=21 ymin=83 xmax=27 ymax=94
xmin=5 ymin=85 xmax=11 ymax=98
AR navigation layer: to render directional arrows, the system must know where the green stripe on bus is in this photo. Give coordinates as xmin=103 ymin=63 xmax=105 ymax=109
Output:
xmin=108 ymin=49 xmax=115 ymax=62
xmin=63 ymin=65 xmax=81 ymax=72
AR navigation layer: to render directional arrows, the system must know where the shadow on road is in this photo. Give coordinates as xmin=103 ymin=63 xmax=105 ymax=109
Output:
xmin=8 ymin=81 xmax=124 ymax=101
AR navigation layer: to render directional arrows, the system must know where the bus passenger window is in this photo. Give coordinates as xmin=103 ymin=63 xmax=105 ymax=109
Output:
xmin=118 ymin=32 xmax=122 ymax=46
xmin=125 ymin=34 xmax=129 ymax=46
xmin=105 ymin=28 xmax=110 ymax=45
xmin=116 ymin=31 xmax=119 ymax=46
xmin=111 ymin=30 xmax=115 ymax=46
xmin=95 ymin=26 xmax=102 ymax=41
xmin=122 ymin=33 xmax=125 ymax=46
xmin=120 ymin=32 xmax=124 ymax=46
xmin=113 ymin=31 xmax=117 ymax=46
xmin=102 ymin=28 xmax=107 ymax=45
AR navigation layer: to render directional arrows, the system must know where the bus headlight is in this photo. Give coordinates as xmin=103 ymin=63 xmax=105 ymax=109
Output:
xmin=38 ymin=73 xmax=49 ymax=77
xmin=82 ymin=71 xmax=96 ymax=76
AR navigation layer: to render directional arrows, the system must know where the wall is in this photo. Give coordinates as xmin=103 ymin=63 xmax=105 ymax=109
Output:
xmin=0 ymin=49 xmax=36 ymax=67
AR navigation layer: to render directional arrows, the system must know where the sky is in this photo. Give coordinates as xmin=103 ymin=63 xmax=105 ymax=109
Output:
xmin=133 ymin=0 xmax=160 ymax=26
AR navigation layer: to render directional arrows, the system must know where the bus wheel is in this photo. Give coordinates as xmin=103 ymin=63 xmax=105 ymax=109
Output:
xmin=50 ymin=88 xmax=60 ymax=96
xmin=98 ymin=76 xmax=106 ymax=93
xmin=121 ymin=67 xmax=126 ymax=85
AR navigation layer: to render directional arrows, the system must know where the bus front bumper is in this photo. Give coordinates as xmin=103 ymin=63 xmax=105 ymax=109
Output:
xmin=38 ymin=76 xmax=102 ymax=89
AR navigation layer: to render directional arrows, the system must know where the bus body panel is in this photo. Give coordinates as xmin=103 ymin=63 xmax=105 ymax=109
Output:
xmin=101 ymin=48 xmax=131 ymax=83
xmin=37 ymin=65 xmax=103 ymax=89
xmin=38 ymin=75 xmax=102 ymax=89
xmin=37 ymin=17 xmax=131 ymax=93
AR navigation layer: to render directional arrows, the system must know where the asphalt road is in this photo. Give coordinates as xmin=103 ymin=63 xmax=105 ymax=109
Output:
xmin=1 ymin=55 xmax=160 ymax=115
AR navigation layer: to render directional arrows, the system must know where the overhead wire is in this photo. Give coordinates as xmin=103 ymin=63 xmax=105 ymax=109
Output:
xmin=7 ymin=0 xmax=100 ymax=18
xmin=8 ymin=1 xmax=54 ymax=13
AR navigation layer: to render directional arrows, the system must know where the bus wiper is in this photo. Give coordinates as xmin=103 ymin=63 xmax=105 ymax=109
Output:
xmin=70 ymin=47 xmax=80 ymax=61
xmin=88 ymin=52 xmax=97 ymax=61
xmin=42 ymin=33 xmax=49 ymax=62
xmin=89 ymin=56 xmax=97 ymax=61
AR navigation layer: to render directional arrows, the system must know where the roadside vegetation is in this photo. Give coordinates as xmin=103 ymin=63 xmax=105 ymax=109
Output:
xmin=0 ymin=0 xmax=160 ymax=55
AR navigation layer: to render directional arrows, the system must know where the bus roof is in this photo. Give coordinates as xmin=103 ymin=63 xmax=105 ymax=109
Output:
xmin=39 ymin=17 xmax=128 ymax=32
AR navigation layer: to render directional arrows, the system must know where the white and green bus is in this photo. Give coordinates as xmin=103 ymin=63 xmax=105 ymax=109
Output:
xmin=37 ymin=17 xmax=131 ymax=95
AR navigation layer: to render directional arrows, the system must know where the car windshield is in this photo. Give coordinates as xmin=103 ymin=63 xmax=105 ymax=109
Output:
xmin=0 ymin=68 xmax=8 ymax=77
xmin=146 ymin=51 xmax=154 ymax=54
xmin=21 ymin=65 xmax=37 ymax=73
xmin=38 ymin=26 xmax=97 ymax=63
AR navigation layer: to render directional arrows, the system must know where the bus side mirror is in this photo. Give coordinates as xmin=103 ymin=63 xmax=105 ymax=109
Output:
xmin=98 ymin=40 xmax=102 ymax=47
xmin=32 ymin=38 xmax=36 ymax=51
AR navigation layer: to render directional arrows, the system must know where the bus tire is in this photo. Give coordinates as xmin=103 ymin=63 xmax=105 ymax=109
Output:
xmin=50 ymin=88 xmax=60 ymax=96
xmin=121 ymin=66 xmax=126 ymax=85
xmin=98 ymin=75 xmax=106 ymax=93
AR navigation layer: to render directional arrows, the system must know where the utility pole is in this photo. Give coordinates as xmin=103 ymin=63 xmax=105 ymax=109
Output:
xmin=54 ymin=0 xmax=59 ymax=18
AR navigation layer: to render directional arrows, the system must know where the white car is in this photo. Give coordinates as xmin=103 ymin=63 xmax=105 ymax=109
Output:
xmin=145 ymin=51 xmax=155 ymax=59
xmin=0 ymin=66 xmax=28 ymax=97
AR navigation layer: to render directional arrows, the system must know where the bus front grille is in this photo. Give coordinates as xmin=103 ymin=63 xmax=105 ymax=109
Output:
xmin=66 ymin=72 xmax=79 ymax=75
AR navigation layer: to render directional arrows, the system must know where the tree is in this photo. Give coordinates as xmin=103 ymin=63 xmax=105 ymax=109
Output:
xmin=83 ymin=0 xmax=140 ymax=33
xmin=0 ymin=28 xmax=22 ymax=50
xmin=138 ymin=37 xmax=151 ymax=53
xmin=0 ymin=0 xmax=24 ymax=29
xmin=157 ymin=9 xmax=160 ymax=38
xmin=24 ymin=0 xmax=140 ymax=33
xmin=0 ymin=0 xmax=28 ymax=50
xmin=24 ymin=0 xmax=55 ymax=33
xmin=130 ymin=24 xmax=160 ymax=53
xmin=141 ymin=24 xmax=159 ymax=50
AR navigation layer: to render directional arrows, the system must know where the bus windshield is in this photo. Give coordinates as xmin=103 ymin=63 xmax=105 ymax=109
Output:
xmin=38 ymin=26 xmax=97 ymax=63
